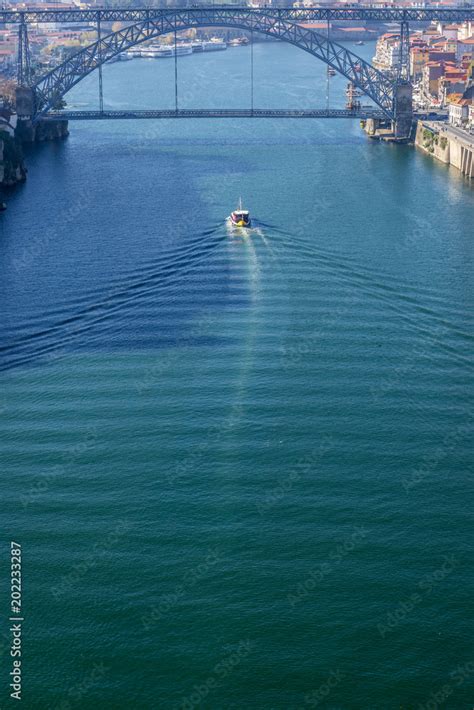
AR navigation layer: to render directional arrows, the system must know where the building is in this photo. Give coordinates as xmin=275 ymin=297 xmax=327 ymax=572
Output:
xmin=436 ymin=23 xmax=459 ymax=40
xmin=468 ymin=103 xmax=474 ymax=130
xmin=448 ymin=95 xmax=471 ymax=126
xmin=410 ymin=46 xmax=429 ymax=80
xmin=373 ymin=33 xmax=401 ymax=72
xmin=422 ymin=62 xmax=446 ymax=99
xmin=458 ymin=21 xmax=473 ymax=42
xmin=456 ymin=38 xmax=474 ymax=62
xmin=428 ymin=50 xmax=456 ymax=64
xmin=440 ymin=77 xmax=468 ymax=105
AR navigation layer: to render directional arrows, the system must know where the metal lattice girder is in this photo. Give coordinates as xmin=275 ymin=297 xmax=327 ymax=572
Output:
xmin=44 ymin=108 xmax=388 ymax=120
xmin=1 ymin=7 xmax=473 ymax=25
xmin=398 ymin=20 xmax=410 ymax=81
xmin=32 ymin=9 xmax=396 ymax=119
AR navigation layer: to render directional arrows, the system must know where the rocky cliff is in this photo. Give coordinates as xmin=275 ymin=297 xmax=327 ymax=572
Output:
xmin=0 ymin=131 xmax=27 ymax=187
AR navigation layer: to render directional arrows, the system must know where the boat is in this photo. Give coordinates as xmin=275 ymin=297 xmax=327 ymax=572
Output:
xmin=345 ymin=82 xmax=363 ymax=110
xmin=327 ymin=67 xmax=336 ymax=77
xmin=229 ymin=198 xmax=251 ymax=228
xmin=173 ymin=44 xmax=193 ymax=57
xmin=229 ymin=37 xmax=249 ymax=47
xmin=355 ymin=40 xmax=365 ymax=46
xmin=202 ymin=39 xmax=227 ymax=52
xmin=141 ymin=44 xmax=193 ymax=58
xmin=156 ymin=46 xmax=173 ymax=58
xmin=192 ymin=41 xmax=204 ymax=53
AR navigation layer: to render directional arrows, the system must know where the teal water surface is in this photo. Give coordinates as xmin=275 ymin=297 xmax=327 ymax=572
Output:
xmin=1 ymin=42 xmax=473 ymax=709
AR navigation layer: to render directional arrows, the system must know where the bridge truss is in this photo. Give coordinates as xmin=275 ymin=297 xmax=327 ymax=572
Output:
xmin=2 ymin=7 xmax=473 ymax=24
xmin=27 ymin=9 xmax=397 ymax=119
xmin=10 ymin=6 xmax=471 ymax=128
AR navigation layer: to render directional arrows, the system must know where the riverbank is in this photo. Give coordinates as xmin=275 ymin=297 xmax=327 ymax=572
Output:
xmin=0 ymin=116 xmax=68 ymax=189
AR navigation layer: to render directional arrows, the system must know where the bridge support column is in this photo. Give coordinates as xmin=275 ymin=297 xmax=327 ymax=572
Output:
xmin=392 ymin=81 xmax=413 ymax=140
xmin=17 ymin=15 xmax=32 ymax=87
xmin=14 ymin=87 xmax=68 ymax=143
xmin=398 ymin=20 xmax=410 ymax=82
xmin=15 ymin=86 xmax=36 ymax=119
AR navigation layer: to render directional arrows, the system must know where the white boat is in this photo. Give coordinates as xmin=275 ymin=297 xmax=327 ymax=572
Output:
xmin=192 ymin=41 xmax=204 ymax=53
xmin=141 ymin=44 xmax=193 ymax=58
xmin=173 ymin=44 xmax=193 ymax=57
xmin=155 ymin=46 xmax=173 ymax=58
xmin=228 ymin=37 xmax=249 ymax=47
xmin=141 ymin=47 xmax=162 ymax=58
xmin=202 ymin=39 xmax=227 ymax=52
xmin=228 ymin=198 xmax=251 ymax=228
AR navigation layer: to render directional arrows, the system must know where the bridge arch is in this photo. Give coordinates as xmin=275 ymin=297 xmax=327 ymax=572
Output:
xmin=32 ymin=9 xmax=396 ymax=119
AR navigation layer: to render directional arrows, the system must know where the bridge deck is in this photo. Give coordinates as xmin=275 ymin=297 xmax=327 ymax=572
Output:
xmin=44 ymin=108 xmax=387 ymax=121
xmin=2 ymin=7 xmax=473 ymax=23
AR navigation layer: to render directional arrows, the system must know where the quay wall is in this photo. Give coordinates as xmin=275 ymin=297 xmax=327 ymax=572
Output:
xmin=415 ymin=121 xmax=473 ymax=178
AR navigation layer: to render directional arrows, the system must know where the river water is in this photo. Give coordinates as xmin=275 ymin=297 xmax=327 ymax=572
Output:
xmin=1 ymin=41 xmax=473 ymax=709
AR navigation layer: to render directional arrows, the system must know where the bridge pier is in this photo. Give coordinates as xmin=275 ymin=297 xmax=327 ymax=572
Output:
xmin=392 ymin=81 xmax=413 ymax=140
xmin=14 ymin=87 xmax=68 ymax=143
xmin=15 ymin=86 xmax=35 ymax=119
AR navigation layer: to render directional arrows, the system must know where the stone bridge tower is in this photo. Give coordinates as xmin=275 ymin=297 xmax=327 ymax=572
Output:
xmin=393 ymin=81 xmax=413 ymax=140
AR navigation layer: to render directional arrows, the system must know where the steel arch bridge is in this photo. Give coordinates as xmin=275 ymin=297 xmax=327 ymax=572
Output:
xmin=28 ymin=9 xmax=398 ymax=121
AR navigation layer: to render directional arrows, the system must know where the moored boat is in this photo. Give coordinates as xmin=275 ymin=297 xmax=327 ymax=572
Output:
xmin=202 ymin=39 xmax=227 ymax=52
xmin=173 ymin=44 xmax=193 ymax=56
